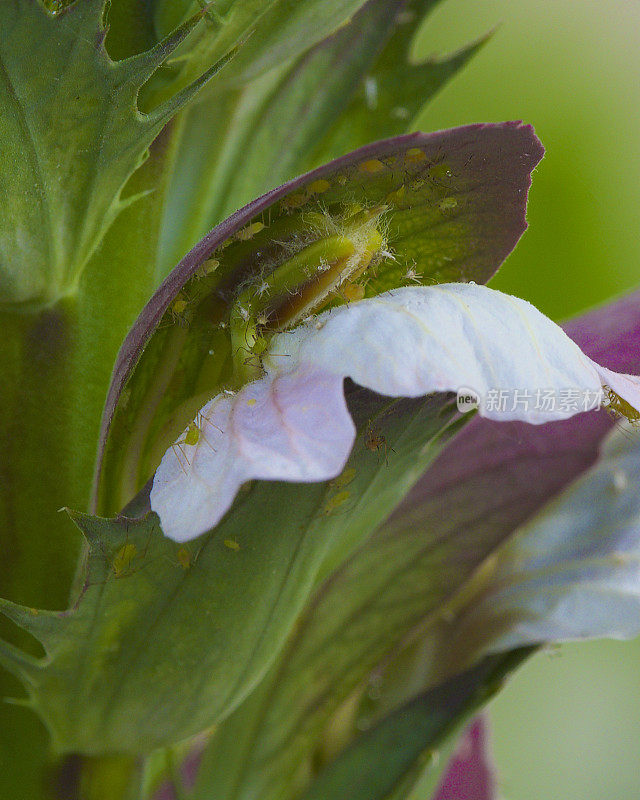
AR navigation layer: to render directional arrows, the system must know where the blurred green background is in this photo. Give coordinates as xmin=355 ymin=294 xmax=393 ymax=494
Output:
xmin=414 ymin=2 xmax=640 ymax=797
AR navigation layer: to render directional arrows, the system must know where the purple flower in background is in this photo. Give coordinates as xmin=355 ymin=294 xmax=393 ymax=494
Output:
xmin=434 ymin=717 xmax=496 ymax=800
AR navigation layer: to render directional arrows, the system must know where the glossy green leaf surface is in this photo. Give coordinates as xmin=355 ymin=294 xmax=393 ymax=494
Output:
xmin=160 ymin=0 xmax=486 ymax=273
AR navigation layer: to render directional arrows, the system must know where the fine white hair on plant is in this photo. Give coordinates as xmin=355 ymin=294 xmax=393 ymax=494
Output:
xmin=151 ymin=283 xmax=640 ymax=542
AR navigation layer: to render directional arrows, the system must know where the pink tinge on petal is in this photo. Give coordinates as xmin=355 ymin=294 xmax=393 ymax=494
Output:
xmin=230 ymin=368 xmax=355 ymax=482
xmin=151 ymin=368 xmax=355 ymax=541
xmin=432 ymin=716 xmax=497 ymax=800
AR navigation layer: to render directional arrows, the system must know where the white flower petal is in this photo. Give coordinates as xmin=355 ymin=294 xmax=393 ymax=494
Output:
xmin=152 ymin=283 xmax=640 ymax=540
xmin=151 ymin=368 xmax=354 ymax=542
xmin=267 ymin=284 xmax=611 ymax=423
xmin=595 ymin=364 xmax=640 ymax=414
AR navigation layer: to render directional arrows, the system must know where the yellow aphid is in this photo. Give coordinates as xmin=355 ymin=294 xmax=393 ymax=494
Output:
xmin=172 ymin=298 xmax=188 ymax=315
xmin=386 ymin=185 xmax=406 ymax=205
xmin=183 ymin=422 xmax=201 ymax=447
xmin=405 ymin=147 xmax=427 ymax=163
xmin=343 ymin=283 xmax=365 ymax=302
xmin=195 ymin=258 xmax=220 ymax=278
xmin=429 ymin=163 xmax=453 ymax=183
xmin=224 ymin=539 xmax=240 ymax=551
xmin=113 ymin=543 xmax=137 ymax=577
xmin=323 ymin=490 xmax=350 ymax=515
xmin=330 ymin=466 xmax=356 ymax=489
xmin=438 ymin=197 xmax=458 ymax=212
xmin=342 ymin=202 xmax=364 ymax=218
xmin=308 ymin=179 xmax=331 ymax=194
xmin=337 ymin=174 xmax=348 ymax=185
xmin=358 ymin=159 xmax=386 ymax=174
xmin=237 ymin=221 xmax=265 ymax=241
xmin=172 ymin=416 xmax=218 ymax=473
xmin=177 ymin=547 xmax=191 ymax=569
xmin=282 ymin=192 xmax=308 ymax=210
xmin=246 ymin=398 xmax=257 ymax=407
xmin=605 ymin=387 xmax=640 ymax=423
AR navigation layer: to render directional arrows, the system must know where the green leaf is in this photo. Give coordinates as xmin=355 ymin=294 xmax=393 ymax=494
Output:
xmin=160 ymin=0 xmax=487 ymax=274
xmin=0 ymin=127 xmax=185 ymax=625
xmin=298 ymin=654 xmax=526 ymax=800
xmin=151 ymin=0 xmax=372 ymax=97
xmin=187 ymin=408 xmax=520 ymax=799
xmin=0 ymin=15 xmax=222 ymax=786
xmin=0 ymin=2 xmax=232 ymax=620
xmin=0 ymin=390 xmax=462 ymax=754
xmin=305 ymin=0 xmax=490 ymax=167
xmin=0 ymin=0 xmax=233 ymax=309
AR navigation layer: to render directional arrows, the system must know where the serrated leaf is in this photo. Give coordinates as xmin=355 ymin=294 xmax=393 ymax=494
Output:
xmin=151 ymin=0 xmax=372 ymax=98
xmin=0 ymin=0 xmax=233 ymax=309
xmin=160 ymin=0 xmax=487 ymax=273
xmin=0 ymin=388 xmax=462 ymax=754
xmin=0 ymin=124 xmax=190 ymax=634
xmin=98 ymin=124 xmax=542 ymax=515
xmin=306 ymin=0 xmax=490 ymax=167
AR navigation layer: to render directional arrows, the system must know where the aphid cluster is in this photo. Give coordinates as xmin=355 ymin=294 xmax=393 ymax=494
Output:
xmin=109 ymin=144 xmax=462 ymax=512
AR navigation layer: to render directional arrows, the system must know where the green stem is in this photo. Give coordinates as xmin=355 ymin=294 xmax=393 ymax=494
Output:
xmin=0 ymin=298 xmax=82 ymax=614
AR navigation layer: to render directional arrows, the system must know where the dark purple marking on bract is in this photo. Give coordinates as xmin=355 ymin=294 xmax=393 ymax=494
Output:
xmin=92 ymin=123 xmax=543 ymax=507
